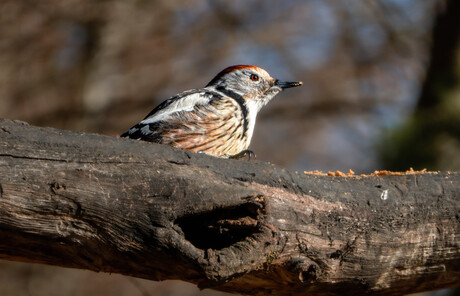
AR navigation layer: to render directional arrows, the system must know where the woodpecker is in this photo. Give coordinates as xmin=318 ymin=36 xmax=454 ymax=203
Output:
xmin=121 ymin=65 xmax=302 ymax=158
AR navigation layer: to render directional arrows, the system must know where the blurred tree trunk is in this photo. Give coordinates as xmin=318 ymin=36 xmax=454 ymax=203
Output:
xmin=417 ymin=0 xmax=460 ymax=109
xmin=1 ymin=119 xmax=459 ymax=296
xmin=382 ymin=0 xmax=460 ymax=171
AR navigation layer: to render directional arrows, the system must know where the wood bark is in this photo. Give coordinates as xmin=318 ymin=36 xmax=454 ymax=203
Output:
xmin=0 ymin=118 xmax=459 ymax=296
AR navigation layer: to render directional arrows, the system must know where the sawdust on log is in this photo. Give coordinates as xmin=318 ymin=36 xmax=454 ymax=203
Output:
xmin=303 ymin=168 xmax=436 ymax=178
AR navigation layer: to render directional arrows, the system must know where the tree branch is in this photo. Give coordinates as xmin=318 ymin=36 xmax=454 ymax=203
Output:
xmin=0 ymin=119 xmax=459 ymax=295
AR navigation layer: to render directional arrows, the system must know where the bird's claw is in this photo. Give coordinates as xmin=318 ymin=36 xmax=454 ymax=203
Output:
xmin=229 ymin=150 xmax=256 ymax=160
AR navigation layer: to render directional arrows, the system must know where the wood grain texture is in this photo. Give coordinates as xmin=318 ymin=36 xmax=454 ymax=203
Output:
xmin=0 ymin=119 xmax=459 ymax=296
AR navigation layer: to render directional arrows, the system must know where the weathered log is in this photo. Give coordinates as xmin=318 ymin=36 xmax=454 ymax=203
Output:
xmin=0 ymin=118 xmax=459 ymax=296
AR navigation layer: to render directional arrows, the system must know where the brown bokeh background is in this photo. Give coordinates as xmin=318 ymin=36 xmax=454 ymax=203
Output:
xmin=1 ymin=0 xmax=459 ymax=295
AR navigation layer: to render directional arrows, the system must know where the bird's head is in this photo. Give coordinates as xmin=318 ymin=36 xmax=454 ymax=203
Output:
xmin=206 ymin=65 xmax=302 ymax=111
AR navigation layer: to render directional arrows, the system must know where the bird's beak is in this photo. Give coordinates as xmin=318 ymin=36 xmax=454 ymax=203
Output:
xmin=275 ymin=80 xmax=303 ymax=89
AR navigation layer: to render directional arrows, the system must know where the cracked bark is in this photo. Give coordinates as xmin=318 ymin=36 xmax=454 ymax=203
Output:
xmin=0 ymin=118 xmax=459 ymax=296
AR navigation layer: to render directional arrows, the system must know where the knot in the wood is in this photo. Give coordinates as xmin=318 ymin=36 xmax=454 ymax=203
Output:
xmin=175 ymin=196 xmax=265 ymax=250
xmin=292 ymin=258 xmax=321 ymax=283
xmin=171 ymin=194 xmax=281 ymax=283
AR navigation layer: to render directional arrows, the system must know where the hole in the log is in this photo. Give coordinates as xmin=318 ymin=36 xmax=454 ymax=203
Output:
xmin=175 ymin=202 xmax=263 ymax=250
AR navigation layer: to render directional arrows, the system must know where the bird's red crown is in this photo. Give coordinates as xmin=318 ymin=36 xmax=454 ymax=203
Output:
xmin=207 ymin=65 xmax=261 ymax=86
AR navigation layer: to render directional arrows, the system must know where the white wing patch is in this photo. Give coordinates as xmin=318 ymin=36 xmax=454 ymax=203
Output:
xmin=140 ymin=92 xmax=212 ymax=125
xmin=141 ymin=125 xmax=153 ymax=135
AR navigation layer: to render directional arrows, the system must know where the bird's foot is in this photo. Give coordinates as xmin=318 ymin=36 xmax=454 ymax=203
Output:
xmin=229 ymin=150 xmax=256 ymax=160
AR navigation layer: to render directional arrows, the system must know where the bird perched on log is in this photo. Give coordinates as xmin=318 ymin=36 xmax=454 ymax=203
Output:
xmin=121 ymin=65 xmax=302 ymax=159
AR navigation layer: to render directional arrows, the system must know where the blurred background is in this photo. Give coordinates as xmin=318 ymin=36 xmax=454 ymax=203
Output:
xmin=0 ymin=0 xmax=459 ymax=295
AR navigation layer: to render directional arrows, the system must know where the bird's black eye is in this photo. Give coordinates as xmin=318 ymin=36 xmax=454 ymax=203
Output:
xmin=250 ymin=74 xmax=259 ymax=81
